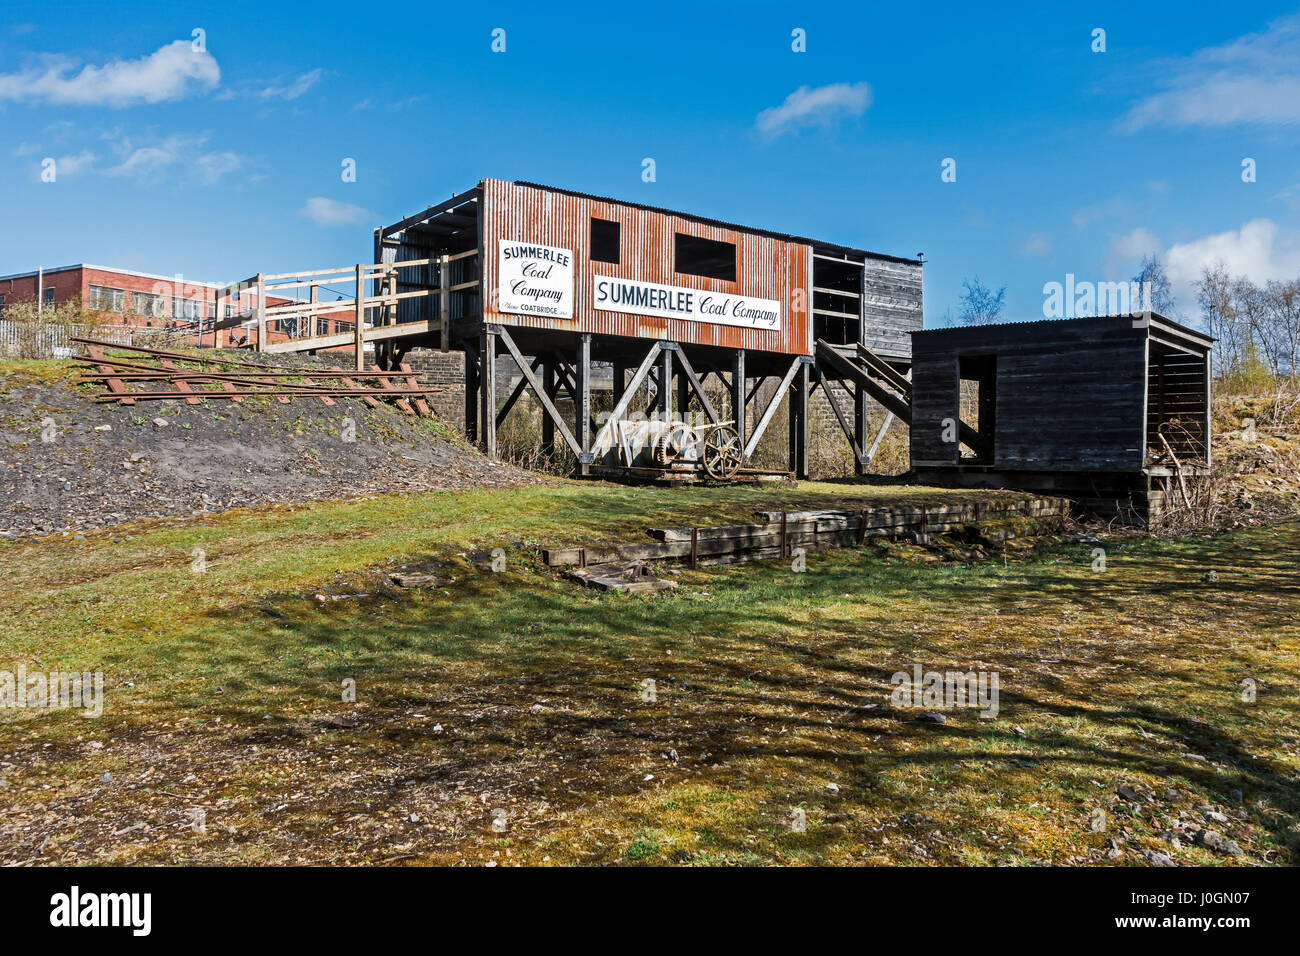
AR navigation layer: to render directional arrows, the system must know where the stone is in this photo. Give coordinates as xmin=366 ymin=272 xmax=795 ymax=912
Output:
xmin=915 ymin=712 xmax=947 ymax=724
xmin=1195 ymin=829 xmax=1244 ymax=856
xmin=1141 ymin=848 xmax=1177 ymax=867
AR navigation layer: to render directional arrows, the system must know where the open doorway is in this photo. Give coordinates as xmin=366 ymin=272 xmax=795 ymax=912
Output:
xmin=958 ymin=354 xmax=996 ymax=462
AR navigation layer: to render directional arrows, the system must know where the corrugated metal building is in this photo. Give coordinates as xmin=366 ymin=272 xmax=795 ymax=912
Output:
xmin=373 ymin=179 xmax=924 ymax=476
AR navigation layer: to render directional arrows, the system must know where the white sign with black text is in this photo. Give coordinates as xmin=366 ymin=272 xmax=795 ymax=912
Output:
xmin=497 ymin=241 xmax=574 ymax=319
xmin=592 ymin=275 xmax=781 ymax=331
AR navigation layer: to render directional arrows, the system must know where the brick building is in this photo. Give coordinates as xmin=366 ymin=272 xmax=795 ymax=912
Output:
xmin=0 ymin=263 xmax=319 ymax=347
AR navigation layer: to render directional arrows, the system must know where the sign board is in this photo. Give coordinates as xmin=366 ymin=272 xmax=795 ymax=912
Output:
xmin=593 ymin=275 xmax=781 ymax=331
xmin=497 ymin=241 xmax=573 ymax=319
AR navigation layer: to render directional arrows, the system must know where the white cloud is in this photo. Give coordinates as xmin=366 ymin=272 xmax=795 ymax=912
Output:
xmin=1164 ymin=219 xmax=1300 ymax=288
xmin=755 ymin=82 xmax=872 ymax=137
xmin=1019 ymin=232 xmax=1052 ymax=257
xmin=38 ymin=150 xmax=97 ymax=180
xmin=299 ymin=197 xmax=371 ymax=227
xmin=1104 ymin=227 xmax=1163 ymax=276
xmin=0 ymin=40 xmax=220 ymax=107
xmin=1123 ymin=15 xmax=1300 ymax=129
xmin=106 ymin=133 xmax=244 ymax=185
xmin=260 ymin=69 xmax=323 ymax=101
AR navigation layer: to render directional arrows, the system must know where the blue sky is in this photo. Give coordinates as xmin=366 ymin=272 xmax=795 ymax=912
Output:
xmin=2 ymin=0 xmax=1299 ymax=325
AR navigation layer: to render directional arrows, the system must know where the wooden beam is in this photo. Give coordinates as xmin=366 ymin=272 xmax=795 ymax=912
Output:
xmin=464 ymin=341 xmax=479 ymax=443
xmin=815 ymin=340 xmax=911 ymax=422
xmin=790 ymin=361 xmax=810 ymax=479
xmin=255 ymin=273 xmax=266 ymax=352
xmin=480 ymin=327 xmax=497 ymax=457
xmin=541 ymin=359 xmax=555 ymax=455
xmin=497 ymin=356 xmax=543 ymax=427
xmin=590 ymin=342 xmax=663 ymax=453
xmin=353 ymin=264 xmax=365 ymax=371
xmin=381 ymin=187 xmax=479 ymax=237
xmin=731 ymin=350 xmax=746 ymax=452
xmin=496 ymin=326 xmax=582 ymax=457
xmin=658 ymin=345 xmax=673 ymax=419
xmin=818 ymin=369 xmax=863 ymax=460
xmin=675 ymin=347 xmax=720 ymax=425
xmin=577 ymin=333 xmax=592 ymax=462
xmin=744 ymin=356 xmax=802 ymax=460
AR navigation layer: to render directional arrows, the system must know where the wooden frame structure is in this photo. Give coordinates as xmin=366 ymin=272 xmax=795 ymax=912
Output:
xmin=908 ymin=314 xmax=1214 ymax=523
xmin=229 ymin=179 xmax=925 ymax=478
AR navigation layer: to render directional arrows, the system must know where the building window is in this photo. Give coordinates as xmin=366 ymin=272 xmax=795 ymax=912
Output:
xmin=132 ymin=291 xmax=162 ymax=316
xmin=43 ymin=287 xmax=55 ymax=307
xmin=675 ymin=233 xmax=736 ymax=282
xmin=89 ymin=285 xmax=126 ymax=312
xmin=0 ymin=293 xmax=5 ymax=317
xmin=591 ymin=218 xmax=620 ymax=264
xmin=172 ymin=297 xmax=205 ymax=323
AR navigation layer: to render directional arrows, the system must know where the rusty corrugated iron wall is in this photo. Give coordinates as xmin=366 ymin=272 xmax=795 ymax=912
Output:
xmin=481 ymin=179 xmax=812 ymax=355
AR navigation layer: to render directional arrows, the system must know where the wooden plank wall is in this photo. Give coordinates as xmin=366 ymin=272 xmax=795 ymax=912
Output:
xmin=861 ymin=257 xmax=923 ymax=361
xmin=910 ymin=318 xmax=1150 ymax=473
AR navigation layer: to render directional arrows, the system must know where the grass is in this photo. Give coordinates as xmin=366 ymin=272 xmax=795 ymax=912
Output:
xmin=0 ymin=479 xmax=1296 ymax=866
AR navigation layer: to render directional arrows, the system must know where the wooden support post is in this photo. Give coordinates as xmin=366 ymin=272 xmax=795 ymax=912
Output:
xmin=677 ymin=356 xmax=690 ymax=420
xmin=497 ymin=327 xmax=582 ymax=457
xmin=731 ymin=350 xmax=746 ymax=451
xmin=439 ymin=254 xmax=451 ymax=352
xmin=255 ymin=274 xmax=266 ymax=352
xmin=464 ymin=343 xmax=479 ymax=443
xmin=541 ymin=358 xmax=555 ymax=456
xmin=576 ymin=333 xmax=592 ymax=470
xmin=353 ymin=264 xmax=365 ymax=371
xmin=854 ymin=382 xmax=869 ymax=476
xmin=658 ymin=345 xmax=673 ymax=421
xmin=612 ymin=359 xmax=626 ymax=407
xmin=213 ymin=289 xmax=223 ymax=350
xmin=309 ymin=284 xmax=319 ymax=339
xmin=480 ymin=327 xmax=497 ymax=458
xmin=789 ymin=360 xmax=810 ymax=479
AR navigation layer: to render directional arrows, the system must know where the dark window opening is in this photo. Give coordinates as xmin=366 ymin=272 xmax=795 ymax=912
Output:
xmin=675 ymin=233 xmax=736 ymax=282
xmin=958 ymin=354 xmax=996 ymax=463
xmin=591 ymin=218 xmax=620 ymax=264
xmin=813 ymin=313 xmax=860 ymax=346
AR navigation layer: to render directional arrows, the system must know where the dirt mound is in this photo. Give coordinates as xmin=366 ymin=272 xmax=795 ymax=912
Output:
xmin=0 ymin=361 xmax=542 ymax=538
xmin=1212 ymin=390 xmax=1300 ymax=521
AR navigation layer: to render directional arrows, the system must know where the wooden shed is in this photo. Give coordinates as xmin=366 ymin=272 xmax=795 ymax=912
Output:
xmin=908 ymin=314 xmax=1213 ymax=522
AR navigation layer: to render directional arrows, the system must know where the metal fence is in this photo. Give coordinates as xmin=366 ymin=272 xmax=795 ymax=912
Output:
xmin=0 ymin=320 xmax=182 ymax=359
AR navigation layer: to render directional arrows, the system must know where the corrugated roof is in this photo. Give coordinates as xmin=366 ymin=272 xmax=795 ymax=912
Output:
xmin=511 ymin=180 xmax=921 ymax=266
xmin=911 ymin=313 xmax=1214 ymax=345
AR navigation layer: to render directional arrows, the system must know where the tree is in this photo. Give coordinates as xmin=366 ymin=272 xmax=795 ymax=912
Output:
xmin=1132 ymin=253 xmax=1175 ymax=318
xmin=956 ymin=277 xmax=1006 ymax=326
xmin=1196 ymin=263 xmax=1243 ymax=373
xmin=1262 ymin=279 xmax=1300 ymax=379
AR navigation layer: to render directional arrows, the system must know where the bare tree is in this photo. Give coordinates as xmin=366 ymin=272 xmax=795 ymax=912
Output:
xmin=1196 ymin=263 xmax=1245 ymax=373
xmin=957 ymin=277 xmax=1006 ymax=326
xmin=1132 ymin=253 xmax=1176 ymax=317
xmin=1262 ymin=279 xmax=1300 ymax=379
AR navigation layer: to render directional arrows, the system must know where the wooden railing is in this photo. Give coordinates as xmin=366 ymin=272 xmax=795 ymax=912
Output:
xmin=212 ymin=251 xmax=478 ymax=369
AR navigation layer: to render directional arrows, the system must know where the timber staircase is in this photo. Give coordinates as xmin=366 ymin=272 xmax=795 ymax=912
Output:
xmin=813 ymin=339 xmax=992 ymax=461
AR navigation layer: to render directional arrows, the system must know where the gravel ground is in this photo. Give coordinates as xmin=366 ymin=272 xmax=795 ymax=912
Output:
xmin=0 ymin=368 xmax=542 ymax=538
